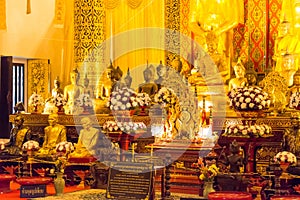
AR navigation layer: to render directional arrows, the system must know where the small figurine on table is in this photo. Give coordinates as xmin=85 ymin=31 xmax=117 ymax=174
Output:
xmin=224 ymin=140 xmax=245 ymax=173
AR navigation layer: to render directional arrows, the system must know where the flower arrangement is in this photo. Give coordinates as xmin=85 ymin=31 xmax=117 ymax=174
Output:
xmin=192 ymin=157 xmax=219 ymax=182
xmin=75 ymin=94 xmax=93 ymax=107
xmin=274 ymin=151 xmax=297 ymax=165
xmin=224 ymin=124 xmax=272 ymax=138
xmin=102 ymin=120 xmax=147 ymax=133
xmin=107 ymin=88 xmax=138 ymax=110
xmin=135 ymin=92 xmax=152 ymax=106
xmin=289 ymin=92 xmax=300 ymax=110
xmin=228 ymin=86 xmax=270 ymax=111
xmin=28 ymin=92 xmax=45 ymax=107
xmin=55 ymin=141 xmax=74 ymax=154
xmin=154 ymin=87 xmax=178 ymax=108
xmin=22 ymin=140 xmax=40 ymax=151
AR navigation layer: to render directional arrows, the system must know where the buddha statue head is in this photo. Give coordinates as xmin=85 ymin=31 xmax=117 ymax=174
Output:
xmin=143 ymin=64 xmax=155 ymax=82
xmin=70 ymin=68 xmax=80 ymax=85
xmin=156 ymin=60 xmax=167 ymax=78
xmin=171 ymin=57 xmax=183 ymax=73
xmin=282 ymin=53 xmax=297 ymax=87
xmin=54 ymin=76 xmax=61 ymax=89
xmin=278 ymin=19 xmax=291 ymax=37
xmin=233 ymin=59 xmax=246 ymax=78
xmin=293 ymin=69 xmax=300 ymax=86
xmin=229 ymin=140 xmax=240 ymax=155
xmin=115 ymin=66 xmax=123 ymax=81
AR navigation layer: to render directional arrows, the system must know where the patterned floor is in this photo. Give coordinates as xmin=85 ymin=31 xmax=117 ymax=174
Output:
xmin=32 ymin=189 xmax=202 ymax=200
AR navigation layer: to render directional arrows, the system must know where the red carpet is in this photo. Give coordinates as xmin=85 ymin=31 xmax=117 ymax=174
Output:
xmin=0 ymin=181 xmax=88 ymax=199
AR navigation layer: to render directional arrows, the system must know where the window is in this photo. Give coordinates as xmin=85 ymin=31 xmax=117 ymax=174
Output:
xmin=12 ymin=63 xmax=25 ymax=111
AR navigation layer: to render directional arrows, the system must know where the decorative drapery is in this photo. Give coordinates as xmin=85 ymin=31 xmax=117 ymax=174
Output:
xmin=54 ymin=0 xmax=65 ymax=28
xmin=0 ymin=0 xmax=6 ymax=30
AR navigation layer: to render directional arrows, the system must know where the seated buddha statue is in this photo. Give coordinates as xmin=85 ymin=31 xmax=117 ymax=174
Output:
xmin=70 ymin=117 xmax=98 ymax=158
xmin=52 ymin=76 xmax=63 ymax=97
xmin=5 ymin=115 xmax=31 ymax=155
xmin=228 ymin=59 xmax=248 ymax=91
xmin=64 ymin=68 xmax=84 ymax=114
xmin=155 ymin=61 xmax=167 ymax=90
xmin=138 ymin=64 xmax=158 ymax=100
xmin=124 ymin=68 xmax=133 ymax=89
xmin=83 ymin=74 xmax=94 ymax=98
xmin=37 ymin=114 xmax=67 ymax=156
xmin=273 ymin=20 xmax=300 ymax=87
xmin=94 ymin=62 xmax=116 ymax=114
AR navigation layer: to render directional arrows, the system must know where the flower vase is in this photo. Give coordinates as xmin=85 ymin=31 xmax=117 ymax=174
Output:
xmin=203 ymin=181 xmax=215 ymax=198
xmin=280 ymin=162 xmax=290 ymax=178
xmin=54 ymin=172 xmax=65 ymax=196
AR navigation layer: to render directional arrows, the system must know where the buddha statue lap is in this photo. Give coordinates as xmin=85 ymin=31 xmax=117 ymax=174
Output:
xmin=64 ymin=68 xmax=84 ymax=114
xmin=5 ymin=115 xmax=31 ymax=155
xmin=138 ymin=64 xmax=158 ymax=100
xmin=37 ymin=114 xmax=67 ymax=156
xmin=70 ymin=117 xmax=98 ymax=158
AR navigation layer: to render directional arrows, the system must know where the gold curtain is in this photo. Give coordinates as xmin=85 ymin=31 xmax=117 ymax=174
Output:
xmin=108 ymin=0 xmax=165 ymax=88
xmin=0 ymin=0 xmax=6 ymax=30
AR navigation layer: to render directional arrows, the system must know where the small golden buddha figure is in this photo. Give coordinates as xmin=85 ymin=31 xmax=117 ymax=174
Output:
xmin=289 ymin=69 xmax=300 ymax=94
xmin=245 ymin=67 xmax=257 ymax=86
xmin=5 ymin=115 xmax=31 ymax=155
xmin=124 ymin=68 xmax=133 ymax=89
xmin=38 ymin=114 xmax=67 ymax=155
xmin=64 ymin=68 xmax=84 ymax=114
xmin=155 ymin=61 xmax=167 ymax=90
xmin=83 ymin=74 xmax=94 ymax=98
xmin=273 ymin=20 xmax=300 ymax=87
xmin=70 ymin=117 xmax=98 ymax=158
xmin=52 ymin=76 xmax=63 ymax=97
xmin=138 ymin=64 xmax=158 ymax=100
xmin=94 ymin=62 xmax=116 ymax=114
xmin=228 ymin=59 xmax=248 ymax=91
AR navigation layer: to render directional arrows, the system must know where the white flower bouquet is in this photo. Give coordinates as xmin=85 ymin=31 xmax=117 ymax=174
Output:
xmin=102 ymin=121 xmax=120 ymax=132
xmin=136 ymin=92 xmax=152 ymax=106
xmin=224 ymin=124 xmax=272 ymax=138
xmin=107 ymin=88 xmax=138 ymax=110
xmin=28 ymin=92 xmax=45 ymax=107
xmin=274 ymin=151 xmax=297 ymax=165
xmin=55 ymin=141 xmax=74 ymax=154
xmin=117 ymin=122 xmax=147 ymax=133
xmin=75 ymin=94 xmax=93 ymax=107
xmin=22 ymin=140 xmax=40 ymax=151
xmin=154 ymin=87 xmax=178 ymax=108
xmin=228 ymin=86 xmax=270 ymax=111
xmin=289 ymin=92 xmax=300 ymax=110
xmin=102 ymin=120 xmax=147 ymax=134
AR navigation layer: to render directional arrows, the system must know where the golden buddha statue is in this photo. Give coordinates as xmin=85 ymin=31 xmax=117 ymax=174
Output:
xmin=5 ymin=115 xmax=31 ymax=155
xmin=83 ymin=74 xmax=94 ymax=98
xmin=52 ymin=76 xmax=63 ymax=97
xmin=155 ymin=61 xmax=167 ymax=90
xmin=124 ymin=68 xmax=133 ymax=89
xmin=189 ymin=0 xmax=244 ymax=83
xmin=273 ymin=20 xmax=300 ymax=86
xmin=70 ymin=117 xmax=98 ymax=158
xmin=64 ymin=68 xmax=84 ymax=114
xmin=94 ymin=62 xmax=116 ymax=114
xmin=228 ymin=59 xmax=247 ymax=91
xmin=138 ymin=64 xmax=158 ymax=100
xmin=38 ymin=114 xmax=67 ymax=155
